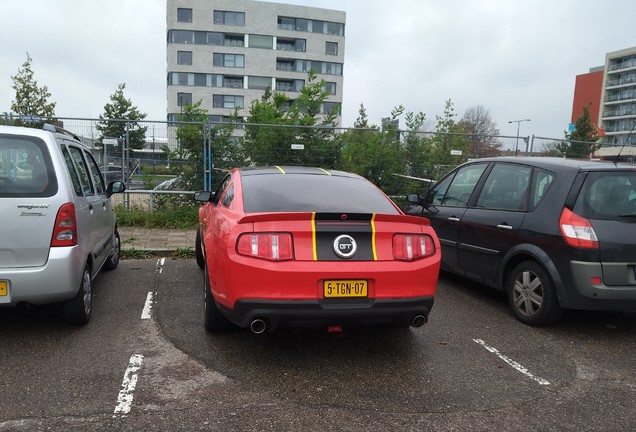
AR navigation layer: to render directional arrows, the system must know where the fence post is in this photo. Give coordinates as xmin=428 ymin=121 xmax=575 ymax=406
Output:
xmin=149 ymin=191 xmax=154 ymax=212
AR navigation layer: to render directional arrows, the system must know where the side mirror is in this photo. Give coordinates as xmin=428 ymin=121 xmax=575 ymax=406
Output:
xmin=406 ymin=193 xmax=421 ymax=204
xmin=193 ymin=190 xmax=214 ymax=202
xmin=107 ymin=181 xmax=126 ymax=197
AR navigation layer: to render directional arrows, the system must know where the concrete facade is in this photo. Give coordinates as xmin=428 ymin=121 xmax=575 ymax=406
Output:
xmin=166 ymin=0 xmax=346 ymax=125
xmin=600 ymin=46 xmax=636 ymax=147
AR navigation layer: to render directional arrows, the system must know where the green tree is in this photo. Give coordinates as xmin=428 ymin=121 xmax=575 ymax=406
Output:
xmin=339 ymin=105 xmax=407 ymax=195
xmin=96 ymin=83 xmax=148 ymax=150
xmin=558 ymin=105 xmax=600 ymax=158
xmin=10 ymin=53 xmax=56 ymax=123
xmin=430 ymin=99 xmax=470 ymax=168
xmin=243 ymin=70 xmax=340 ymax=167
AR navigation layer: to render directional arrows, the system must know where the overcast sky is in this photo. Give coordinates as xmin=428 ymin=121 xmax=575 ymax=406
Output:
xmin=1 ymin=0 xmax=634 ymax=140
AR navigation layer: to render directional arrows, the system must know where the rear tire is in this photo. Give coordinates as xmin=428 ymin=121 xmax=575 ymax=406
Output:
xmin=507 ymin=260 xmax=562 ymax=326
xmin=204 ymin=264 xmax=234 ymax=332
xmin=195 ymin=228 xmax=205 ymax=270
xmin=63 ymin=265 xmax=92 ymax=325
xmin=103 ymin=229 xmax=120 ymax=271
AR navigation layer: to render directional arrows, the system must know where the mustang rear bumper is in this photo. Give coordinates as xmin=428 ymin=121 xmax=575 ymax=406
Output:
xmin=218 ymin=296 xmax=435 ymax=331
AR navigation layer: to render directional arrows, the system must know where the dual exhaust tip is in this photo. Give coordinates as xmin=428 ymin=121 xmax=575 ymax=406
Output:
xmin=249 ymin=314 xmax=428 ymax=333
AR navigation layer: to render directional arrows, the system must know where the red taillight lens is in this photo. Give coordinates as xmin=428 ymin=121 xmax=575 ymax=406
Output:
xmin=51 ymin=203 xmax=78 ymax=247
xmin=237 ymin=233 xmax=294 ymax=261
xmin=559 ymin=207 xmax=599 ymax=249
xmin=393 ymin=234 xmax=435 ymax=261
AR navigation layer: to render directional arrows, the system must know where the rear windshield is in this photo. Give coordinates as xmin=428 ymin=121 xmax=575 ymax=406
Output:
xmin=0 ymin=134 xmax=57 ymax=197
xmin=241 ymin=174 xmax=400 ymax=214
xmin=573 ymin=171 xmax=636 ymax=219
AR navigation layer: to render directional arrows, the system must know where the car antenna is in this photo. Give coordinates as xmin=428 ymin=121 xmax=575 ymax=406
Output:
xmin=614 ymin=122 xmax=636 ymax=166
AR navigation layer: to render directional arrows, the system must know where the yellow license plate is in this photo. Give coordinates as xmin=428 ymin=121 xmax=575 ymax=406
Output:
xmin=323 ymin=280 xmax=367 ymax=298
xmin=0 ymin=281 xmax=7 ymax=297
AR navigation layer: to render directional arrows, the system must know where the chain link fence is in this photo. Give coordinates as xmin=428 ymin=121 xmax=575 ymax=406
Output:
xmin=5 ymin=113 xmax=617 ymax=210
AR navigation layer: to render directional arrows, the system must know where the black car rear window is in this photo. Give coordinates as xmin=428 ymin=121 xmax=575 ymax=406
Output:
xmin=241 ymin=174 xmax=400 ymax=214
xmin=573 ymin=171 xmax=636 ymax=219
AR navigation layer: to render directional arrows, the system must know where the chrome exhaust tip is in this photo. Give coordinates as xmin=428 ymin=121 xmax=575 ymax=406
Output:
xmin=250 ymin=318 xmax=268 ymax=334
xmin=411 ymin=314 xmax=427 ymax=328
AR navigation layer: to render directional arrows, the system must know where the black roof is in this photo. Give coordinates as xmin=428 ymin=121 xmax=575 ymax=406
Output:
xmin=466 ymin=156 xmax=636 ymax=172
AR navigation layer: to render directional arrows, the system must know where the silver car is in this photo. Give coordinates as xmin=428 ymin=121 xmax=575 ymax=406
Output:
xmin=0 ymin=124 xmax=125 ymax=324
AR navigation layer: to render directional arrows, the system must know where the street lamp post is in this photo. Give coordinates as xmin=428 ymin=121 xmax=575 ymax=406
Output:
xmin=508 ymin=119 xmax=531 ymax=156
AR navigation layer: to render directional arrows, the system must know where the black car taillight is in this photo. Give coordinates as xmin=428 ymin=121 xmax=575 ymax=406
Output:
xmin=559 ymin=207 xmax=599 ymax=249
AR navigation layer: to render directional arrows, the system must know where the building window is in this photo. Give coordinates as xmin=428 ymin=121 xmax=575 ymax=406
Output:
xmin=177 ymin=51 xmax=192 ymax=65
xmin=249 ymin=34 xmax=273 ymax=49
xmin=325 ymin=42 xmax=338 ymax=56
xmin=276 ymin=78 xmax=304 ymax=92
xmin=277 ymin=16 xmax=344 ymax=36
xmin=276 ymin=37 xmax=305 ymax=52
xmin=321 ymin=102 xmax=341 ymax=115
xmin=170 ymin=30 xmax=194 ymax=44
xmin=177 ymin=8 xmax=192 ymax=23
xmin=213 ymin=53 xmax=244 ymax=68
xmin=224 ymin=34 xmax=244 ymax=47
xmin=213 ymin=11 xmax=245 ymax=26
xmin=248 ymin=76 xmax=272 ymax=90
xmin=177 ymin=93 xmax=192 ymax=106
xmin=224 ymin=76 xmax=244 ymax=88
xmin=276 ymin=59 xmax=295 ymax=72
xmin=325 ymin=82 xmax=336 ymax=95
xmin=213 ymin=95 xmax=244 ymax=109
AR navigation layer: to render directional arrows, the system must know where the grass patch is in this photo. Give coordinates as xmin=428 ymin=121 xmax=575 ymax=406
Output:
xmin=115 ymin=206 xmax=199 ymax=229
xmin=120 ymin=248 xmax=154 ymax=259
xmin=175 ymin=247 xmax=195 ymax=258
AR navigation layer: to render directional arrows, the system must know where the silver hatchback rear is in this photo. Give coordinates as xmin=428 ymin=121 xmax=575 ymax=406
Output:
xmin=0 ymin=125 xmax=125 ymax=324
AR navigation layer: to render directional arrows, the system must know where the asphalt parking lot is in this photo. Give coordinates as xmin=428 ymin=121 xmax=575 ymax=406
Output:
xmin=1 ymin=257 xmax=635 ymax=431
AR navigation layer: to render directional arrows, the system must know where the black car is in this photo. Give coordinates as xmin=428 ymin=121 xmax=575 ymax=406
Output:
xmin=407 ymin=157 xmax=636 ymax=325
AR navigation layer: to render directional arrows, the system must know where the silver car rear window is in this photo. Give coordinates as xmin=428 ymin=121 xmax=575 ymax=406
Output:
xmin=0 ymin=134 xmax=57 ymax=197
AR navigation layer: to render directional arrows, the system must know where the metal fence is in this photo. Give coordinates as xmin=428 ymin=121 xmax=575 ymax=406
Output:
xmin=4 ymin=113 xmax=616 ymax=210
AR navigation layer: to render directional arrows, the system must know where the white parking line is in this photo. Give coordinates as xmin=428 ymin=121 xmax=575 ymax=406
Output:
xmin=156 ymin=257 xmax=165 ymax=274
xmin=473 ymin=339 xmax=550 ymax=386
xmin=113 ymin=354 xmax=144 ymax=416
xmin=141 ymin=292 xmax=154 ymax=320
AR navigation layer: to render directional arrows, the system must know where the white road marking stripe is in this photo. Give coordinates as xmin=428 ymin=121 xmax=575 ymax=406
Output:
xmin=473 ymin=339 xmax=550 ymax=386
xmin=141 ymin=292 xmax=154 ymax=320
xmin=113 ymin=354 xmax=144 ymax=416
xmin=156 ymin=257 xmax=165 ymax=274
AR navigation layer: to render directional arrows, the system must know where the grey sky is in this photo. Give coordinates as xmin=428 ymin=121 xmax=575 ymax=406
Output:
xmin=1 ymin=0 xmax=634 ymax=139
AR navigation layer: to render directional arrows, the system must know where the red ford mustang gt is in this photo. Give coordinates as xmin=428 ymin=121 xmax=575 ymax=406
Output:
xmin=193 ymin=166 xmax=441 ymax=333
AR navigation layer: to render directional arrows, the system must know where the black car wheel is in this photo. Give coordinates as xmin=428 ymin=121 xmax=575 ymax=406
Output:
xmin=204 ymin=264 xmax=234 ymax=332
xmin=507 ymin=260 xmax=562 ymax=326
xmin=195 ymin=228 xmax=205 ymax=270
xmin=63 ymin=265 xmax=92 ymax=325
xmin=103 ymin=229 xmax=120 ymax=271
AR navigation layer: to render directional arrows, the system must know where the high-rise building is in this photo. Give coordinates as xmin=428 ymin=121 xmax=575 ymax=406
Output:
xmin=572 ymin=46 xmax=636 ymax=158
xmin=600 ymin=46 xmax=636 ymax=148
xmin=166 ymin=0 xmax=346 ymax=126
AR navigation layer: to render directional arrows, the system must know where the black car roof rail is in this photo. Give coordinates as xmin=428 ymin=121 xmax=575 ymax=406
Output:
xmin=42 ymin=123 xmax=82 ymax=142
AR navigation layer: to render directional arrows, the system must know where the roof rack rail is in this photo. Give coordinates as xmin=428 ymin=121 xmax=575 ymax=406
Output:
xmin=42 ymin=123 xmax=82 ymax=142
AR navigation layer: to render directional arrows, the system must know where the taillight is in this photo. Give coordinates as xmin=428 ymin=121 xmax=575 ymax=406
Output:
xmin=237 ymin=233 xmax=294 ymax=261
xmin=559 ymin=207 xmax=598 ymax=249
xmin=51 ymin=203 xmax=78 ymax=247
xmin=393 ymin=234 xmax=435 ymax=261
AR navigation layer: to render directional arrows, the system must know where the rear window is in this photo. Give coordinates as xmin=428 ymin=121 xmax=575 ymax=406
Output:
xmin=573 ymin=171 xmax=636 ymax=219
xmin=241 ymin=174 xmax=400 ymax=214
xmin=0 ymin=134 xmax=57 ymax=197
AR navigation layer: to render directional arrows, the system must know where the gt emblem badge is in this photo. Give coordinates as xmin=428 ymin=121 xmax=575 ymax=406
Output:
xmin=333 ymin=235 xmax=357 ymax=259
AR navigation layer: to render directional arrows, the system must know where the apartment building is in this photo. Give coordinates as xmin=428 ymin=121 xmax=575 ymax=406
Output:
xmin=572 ymin=46 xmax=636 ymax=158
xmin=166 ymin=0 xmax=346 ymax=125
xmin=600 ymin=46 xmax=636 ymax=148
